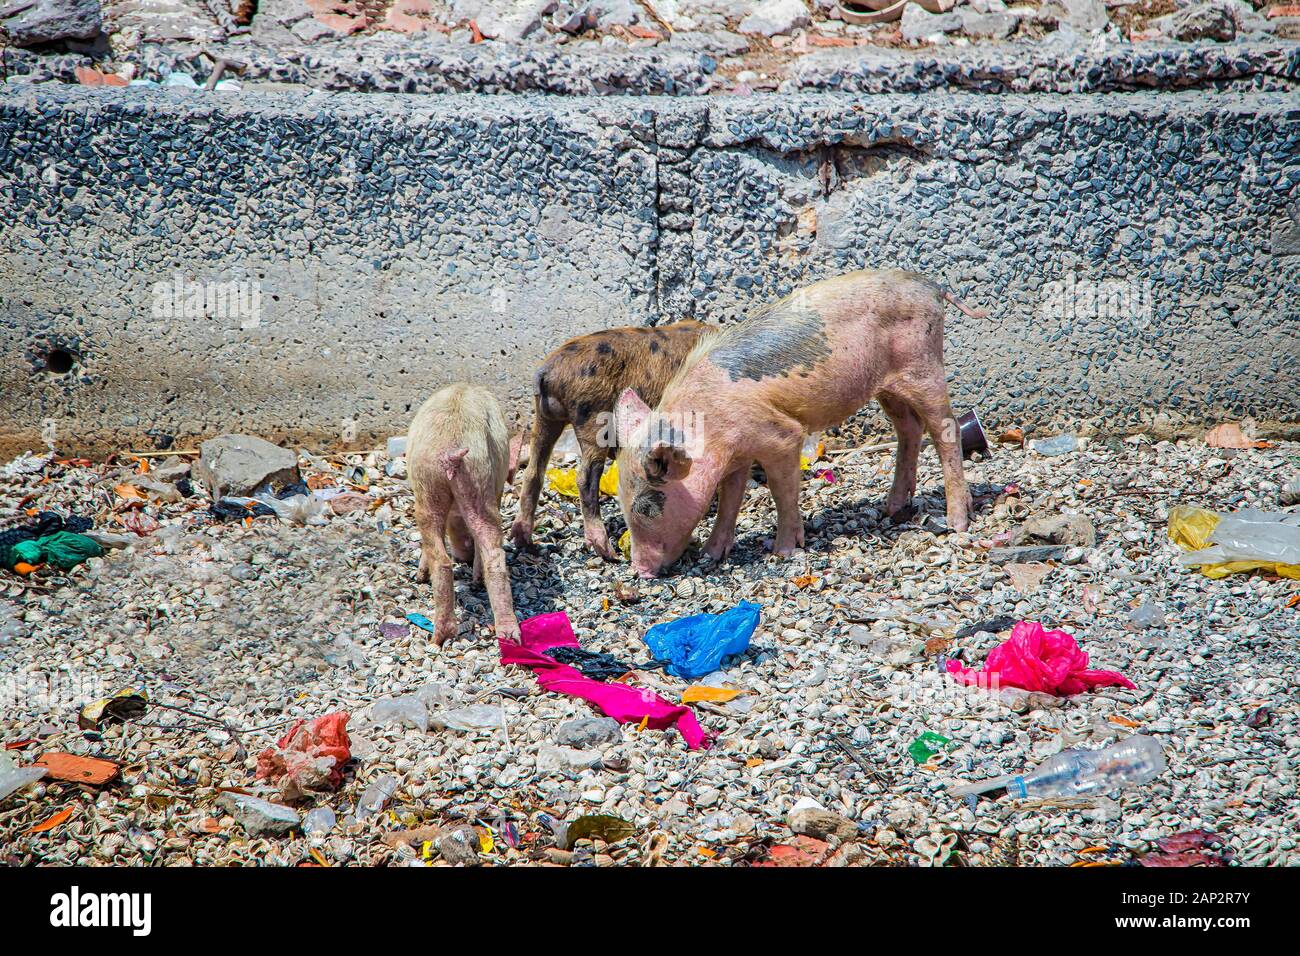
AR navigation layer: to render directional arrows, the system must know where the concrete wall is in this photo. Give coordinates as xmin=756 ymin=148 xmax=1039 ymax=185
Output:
xmin=1 ymin=87 xmax=1297 ymax=456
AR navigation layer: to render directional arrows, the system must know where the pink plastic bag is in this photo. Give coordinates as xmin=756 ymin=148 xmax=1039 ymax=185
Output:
xmin=946 ymin=621 xmax=1134 ymax=697
xmin=500 ymin=611 xmax=709 ymax=750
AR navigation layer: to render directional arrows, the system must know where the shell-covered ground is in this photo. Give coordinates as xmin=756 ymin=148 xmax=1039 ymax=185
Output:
xmin=0 ymin=428 xmax=1296 ymax=866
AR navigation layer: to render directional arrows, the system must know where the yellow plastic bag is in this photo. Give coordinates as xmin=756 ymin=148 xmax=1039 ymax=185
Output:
xmin=546 ymin=462 xmax=619 ymax=498
xmin=618 ymin=529 xmax=631 ymax=559
xmin=1168 ymin=505 xmax=1300 ymax=579
xmin=1167 ymin=506 xmax=1220 ymax=551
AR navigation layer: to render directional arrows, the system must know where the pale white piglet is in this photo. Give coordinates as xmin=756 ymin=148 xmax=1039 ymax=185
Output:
xmin=407 ymin=383 xmax=521 ymax=644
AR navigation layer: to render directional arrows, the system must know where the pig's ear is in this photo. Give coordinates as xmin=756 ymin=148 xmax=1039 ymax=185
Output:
xmin=616 ymin=388 xmax=651 ymax=437
xmin=643 ymin=440 xmax=692 ymax=485
xmin=507 ymin=431 xmax=526 ymax=484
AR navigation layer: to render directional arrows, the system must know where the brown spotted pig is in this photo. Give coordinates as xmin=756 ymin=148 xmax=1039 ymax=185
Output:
xmin=615 ymin=269 xmax=984 ymax=578
xmin=408 ymin=383 xmax=522 ymax=644
xmin=511 ymin=320 xmax=708 ymax=559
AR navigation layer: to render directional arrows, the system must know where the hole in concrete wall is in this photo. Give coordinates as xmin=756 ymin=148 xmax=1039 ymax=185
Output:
xmin=44 ymin=348 xmax=77 ymax=374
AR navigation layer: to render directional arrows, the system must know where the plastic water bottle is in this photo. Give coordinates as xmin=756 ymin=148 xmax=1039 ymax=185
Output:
xmin=1005 ymin=735 xmax=1166 ymax=799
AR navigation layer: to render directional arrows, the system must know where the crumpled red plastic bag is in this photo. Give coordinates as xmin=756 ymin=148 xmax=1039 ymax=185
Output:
xmin=946 ymin=621 xmax=1135 ymax=697
xmin=256 ymin=711 xmax=351 ymax=797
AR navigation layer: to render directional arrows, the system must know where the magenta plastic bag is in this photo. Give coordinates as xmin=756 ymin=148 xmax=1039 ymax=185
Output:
xmin=500 ymin=611 xmax=709 ymax=749
xmin=946 ymin=621 xmax=1135 ymax=697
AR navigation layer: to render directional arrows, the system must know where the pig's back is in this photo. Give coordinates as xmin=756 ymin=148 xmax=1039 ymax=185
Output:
xmin=537 ymin=320 xmax=708 ymax=428
xmin=669 ymin=269 xmax=945 ymax=430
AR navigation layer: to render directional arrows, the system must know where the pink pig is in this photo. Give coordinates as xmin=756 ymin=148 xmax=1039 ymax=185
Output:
xmin=615 ymin=268 xmax=982 ymax=578
xmin=407 ymin=383 xmax=522 ymax=644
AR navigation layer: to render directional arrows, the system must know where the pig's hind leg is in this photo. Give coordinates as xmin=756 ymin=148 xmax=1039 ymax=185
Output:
xmin=415 ymin=504 xmax=459 ymax=646
xmin=463 ymin=500 xmax=521 ymax=642
xmin=894 ymin=377 xmax=971 ymax=533
xmin=877 ymin=392 xmax=923 ymax=523
xmin=510 ymin=406 xmax=565 ymax=550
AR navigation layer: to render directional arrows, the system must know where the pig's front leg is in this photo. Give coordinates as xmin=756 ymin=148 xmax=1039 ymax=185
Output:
xmin=760 ymin=447 xmax=805 ymax=556
xmin=510 ymin=412 xmax=564 ymax=549
xmin=704 ymin=463 xmax=750 ymax=562
xmin=878 ymin=393 xmax=923 ymax=521
xmin=465 ymin=505 xmax=521 ymax=642
xmin=576 ymin=444 xmax=617 ymax=560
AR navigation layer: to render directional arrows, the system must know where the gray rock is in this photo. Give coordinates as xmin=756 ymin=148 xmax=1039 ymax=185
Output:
xmin=788 ymin=806 xmax=858 ymax=841
xmin=590 ymin=0 xmax=640 ymax=27
xmin=1013 ymin=513 xmax=1096 ymax=548
xmin=217 ymin=793 xmax=301 ymax=837
xmin=1038 ymin=0 xmax=1109 ymax=34
xmin=738 ymin=0 xmax=810 ymax=36
xmin=193 ymin=434 xmax=301 ymax=499
xmin=555 ymin=716 xmax=622 ymax=749
xmin=0 ymin=0 xmax=101 ymax=46
xmin=290 ymin=17 xmax=337 ymax=43
xmin=987 ymin=545 xmax=1069 ymax=564
xmin=960 ymin=10 xmax=1017 ymax=38
xmin=901 ymin=3 xmax=964 ymax=42
xmin=438 ymin=824 xmax=482 ymax=865
xmin=537 ymin=744 xmax=603 ymax=775
xmin=471 ymin=0 xmax=556 ymax=41
xmin=1152 ymin=2 xmax=1236 ymax=41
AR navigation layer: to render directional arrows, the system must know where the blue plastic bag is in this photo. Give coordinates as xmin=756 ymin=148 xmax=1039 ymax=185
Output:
xmin=643 ymin=601 xmax=761 ymax=679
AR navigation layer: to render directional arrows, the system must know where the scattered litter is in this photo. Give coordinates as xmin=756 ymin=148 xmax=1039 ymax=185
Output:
xmin=546 ymin=463 xmax=619 ymax=498
xmin=27 ymin=806 xmax=76 ymax=834
xmin=1139 ymin=829 xmax=1233 ymax=867
xmin=558 ymin=813 xmax=635 ymax=850
xmin=1 ymin=531 xmax=102 ymax=572
xmin=642 ymin=600 xmax=761 ymax=679
xmin=78 ymin=688 xmax=149 ymax=731
xmin=255 ymin=712 xmax=351 ymax=800
xmin=354 ymin=774 xmax=398 ymax=820
xmin=954 ymin=736 xmax=1165 ymax=799
xmin=428 ymin=705 xmax=504 ymax=734
xmin=681 ymin=685 xmax=743 ymax=704
xmin=908 ymin=731 xmax=955 ymax=765
xmin=543 ymin=645 xmax=632 ymax=680
xmin=0 ymin=753 xmax=46 ymax=803
xmin=303 ymin=807 xmax=337 ymax=836
xmin=1127 ymin=600 xmax=1166 ymax=630
xmin=1204 ymin=421 xmax=1262 ymax=450
xmin=1168 ymin=505 xmax=1300 ymax=579
xmin=1030 ymin=434 xmax=1080 ymax=456
xmin=501 ymin=612 xmax=708 ymax=749
xmin=33 ymin=752 xmax=121 ymax=786
xmin=946 ymin=621 xmax=1135 ymax=697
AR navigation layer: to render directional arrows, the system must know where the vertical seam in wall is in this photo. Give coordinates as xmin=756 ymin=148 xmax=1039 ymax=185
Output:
xmin=650 ymin=105 xmax=662 ymax=326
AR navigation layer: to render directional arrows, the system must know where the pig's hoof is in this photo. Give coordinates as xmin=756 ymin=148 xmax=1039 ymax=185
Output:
xmin=704 ymin=541 xmax=731 ymax=563
xmin=495 ymin=622 xmax=522 ymax=643
xmin=433 ymin=621 xmax=458 ymax=646
xmin=414 ymin=568 xmax=429 ymax=584
xmin=886 ymin=502 xmax=918 ymax=525
xmin=585 ymin=534 xmax=617 ymax=561
xmin=509 ymin=520 xmax=533 ymax=549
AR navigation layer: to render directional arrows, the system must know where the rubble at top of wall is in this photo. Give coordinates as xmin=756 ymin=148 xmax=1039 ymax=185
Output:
xmin=2 ymin=0 xmax=1298 ymax=94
